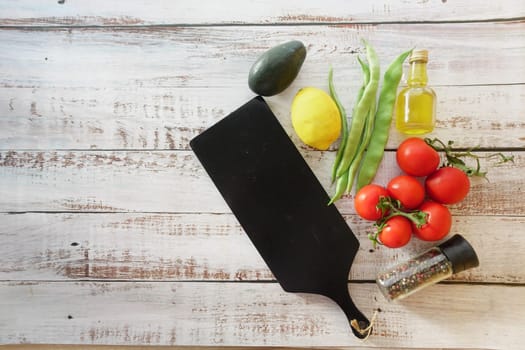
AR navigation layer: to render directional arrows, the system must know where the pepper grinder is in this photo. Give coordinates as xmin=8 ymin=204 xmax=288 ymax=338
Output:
xmin=376 ymin=234 xmax=479 ymax=301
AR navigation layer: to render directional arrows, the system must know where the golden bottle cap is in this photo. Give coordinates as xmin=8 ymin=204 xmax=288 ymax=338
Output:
xmin=409 ymin=49 xmax=429 ymax=63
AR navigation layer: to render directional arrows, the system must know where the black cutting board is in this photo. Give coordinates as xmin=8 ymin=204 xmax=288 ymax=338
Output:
xmin=190 ymin=96 xmax=370 ymax=338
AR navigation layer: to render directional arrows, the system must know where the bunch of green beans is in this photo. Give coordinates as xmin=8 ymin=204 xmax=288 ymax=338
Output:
xmin=329 ymin=42 xmax=412 ymax=204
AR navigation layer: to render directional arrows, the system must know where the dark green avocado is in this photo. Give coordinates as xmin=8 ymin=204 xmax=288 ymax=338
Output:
xmin=248 ymin=40 xmax=306 ymax=96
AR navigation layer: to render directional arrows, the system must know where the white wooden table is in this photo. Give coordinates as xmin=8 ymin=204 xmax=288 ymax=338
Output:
xmin=1 ymin=1 xmax=524 ymax=349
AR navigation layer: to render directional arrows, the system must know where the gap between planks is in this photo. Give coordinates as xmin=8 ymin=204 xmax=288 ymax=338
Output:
xmin=0 ymin=346 xmax=494 ymax=350
xmin=0 ymin=16 xmax=524 ymax=29
xmin=0 ymin=148 xmax=523 ymax=152
xmin=1 ymin=280 xmax=525 ymax=287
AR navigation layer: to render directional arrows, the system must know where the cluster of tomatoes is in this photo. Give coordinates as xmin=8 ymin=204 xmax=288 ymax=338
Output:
xmin=354 ymin=137 xmax=471 ymax=248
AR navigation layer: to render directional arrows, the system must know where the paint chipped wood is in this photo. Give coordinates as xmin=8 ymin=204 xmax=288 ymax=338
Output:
xmin=0 ymin=213 xmax=523 ymax=283
xmin=0 ymin=0 xmax=523 ymax=25
xmin=0 ymin=1 xmax=524 ymax=348
xmin=0 ymin=281 xmax=523 ymax=349
xmin=0 ymin=23 xmax=524 ymax=91
xmin=1 ymin=347 xmax=490 ymax=350
xmin=0 ymin=85 xmax=524 ymax=150
xmin=0 ymin=150 xmax=521 ymax=215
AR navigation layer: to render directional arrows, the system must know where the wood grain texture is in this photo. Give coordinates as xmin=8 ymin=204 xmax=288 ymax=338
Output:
xmin=0 ymin=23 xmax=524 ymax=90
xmin=0 ymin=281 xmax=523 ymax=349
xmin=0 ymin=150 xmax=521 ymax=215
xmin=1 ymin=0 xmax=524 ymax=26
xmin=0 ymin=213 xmax=523 ymax=283
xmin=1 ymin=347 xmax=488 ymax=350
xmin=1 ymin=1 xmax=524 ymax=348
xmin=1 ymin=84 xmax=524 ymax=150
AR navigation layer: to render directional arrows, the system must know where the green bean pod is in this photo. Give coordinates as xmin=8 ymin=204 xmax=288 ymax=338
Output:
xmin=345 ymin=95 xmax=376 ymax=193
xmin=329 ymin=59 xmax=370 ymax=183
xmin=356 ymin=49 xmax=413 ymax=190
xmin=328 ymin=167 xmax=349 ymax=205
xmin=328 ymin=59 xmax=370 ymax=204
xmin=335 ymin=40 xmax=380 ymax=179
xmin=328 ymin=68 xmax=348 ymax=183
xmin=343 ymin=56 xmax=373 ymax=193
xmin=357 ymin=56 xmax=371 ymax=92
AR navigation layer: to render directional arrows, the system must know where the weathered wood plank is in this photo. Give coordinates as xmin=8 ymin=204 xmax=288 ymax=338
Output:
xmin=0 ymin=346 xmax=482 ymax=350
xmin=1 ymin=85 xmax=524 ymax=150
xmin=0 ymin=151 xmax=521 ymax=215
xmin=1 ymin=0 xmax=523 ymax=26
xmin=0 ymin=213 xmax=523 ymax=283
xmin=0 ymin=346 xmax=485 ymax=350
xmin=0 ymin=281 xmax=522 ymax=349
xmin=0 ymin=23 xmax=524 ymax=90
xmin=0 ymin=3 xmax=522 ymax=350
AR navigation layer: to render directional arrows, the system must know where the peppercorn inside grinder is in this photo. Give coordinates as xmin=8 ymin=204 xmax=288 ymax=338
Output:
xmin=376 ymin=234 xmax=479 ymax=301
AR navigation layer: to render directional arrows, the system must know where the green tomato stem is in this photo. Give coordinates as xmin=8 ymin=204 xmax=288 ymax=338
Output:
xmin=368 ymin=197 xmax=427 ymax=247
xmin=424 ymin=137 xmax=514 ymax=178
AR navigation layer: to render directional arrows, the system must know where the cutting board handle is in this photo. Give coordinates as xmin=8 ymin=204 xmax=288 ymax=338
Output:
xmin=328 ymin=284 xmax=372 ymax=339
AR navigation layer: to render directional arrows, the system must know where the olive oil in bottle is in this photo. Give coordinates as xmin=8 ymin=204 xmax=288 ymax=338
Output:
xmin=395 ymin=49 xmax=436 ymax=134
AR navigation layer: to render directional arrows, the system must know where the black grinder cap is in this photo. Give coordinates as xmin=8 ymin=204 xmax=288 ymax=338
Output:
xmin=438 ymin=234 xmax=480 ymax=274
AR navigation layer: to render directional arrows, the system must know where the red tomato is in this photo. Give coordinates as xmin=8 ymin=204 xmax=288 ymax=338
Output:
xmin=378 ymin=216 xmax=412 ymax=248
xmin=413 ymin=201 xmax=452 ymax=241
xmin=354 ymin=184 xmax=389 ymax=221
xmin=396 ymin=138 xmax=440 ymax=177
xmin=425 ymin=166 xmax=470 ymax=204
xmin=387 ymin=175 xmax=425 ymax=209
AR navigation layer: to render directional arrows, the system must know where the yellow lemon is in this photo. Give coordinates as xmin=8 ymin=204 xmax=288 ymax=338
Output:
xmin=291 ymin=87 xmax=341 ymax=150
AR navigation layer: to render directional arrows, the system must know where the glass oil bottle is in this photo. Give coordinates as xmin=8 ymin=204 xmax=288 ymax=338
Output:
xmin=395 ymin=49 xmax=436 ymax=134
xmin=376 ymin=235 xmax=479 ymax=301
